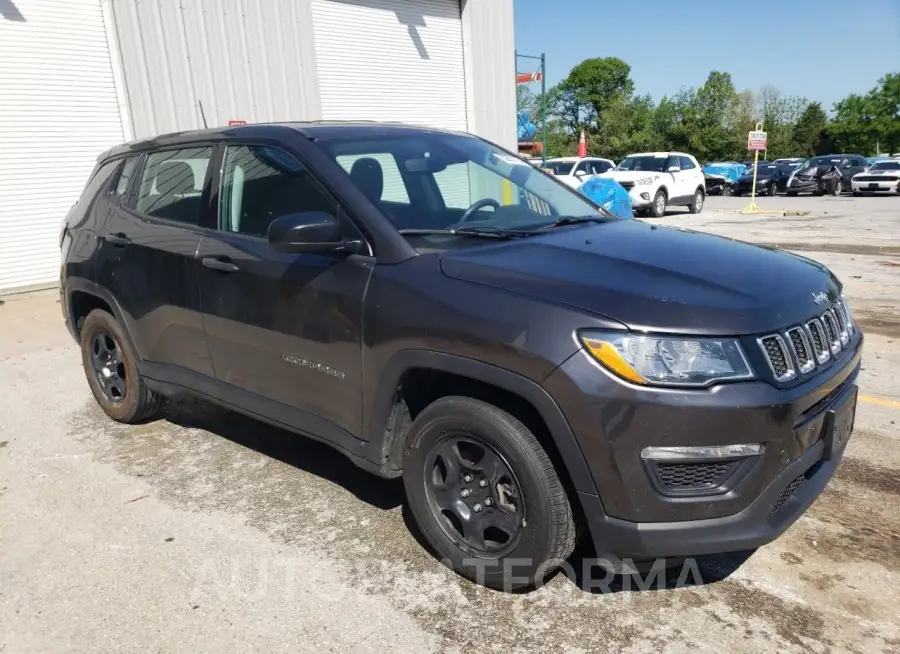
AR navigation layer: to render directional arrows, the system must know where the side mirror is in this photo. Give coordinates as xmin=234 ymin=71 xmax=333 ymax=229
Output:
xmin=667 ymin=165 xmax=680 ymax=172
xmin=267 ymin=211 xmax=362 ymax=255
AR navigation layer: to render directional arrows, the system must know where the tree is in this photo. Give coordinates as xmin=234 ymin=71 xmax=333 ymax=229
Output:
xmin=516 ymin=84 xmax=535 ymax=114
xmin=792 ymin=102 xmax=829 ymax=156
xmin=565 ymin=57 xmax=634 ymax=126
xmin=866 ymin=73 xmax=900 ymax=153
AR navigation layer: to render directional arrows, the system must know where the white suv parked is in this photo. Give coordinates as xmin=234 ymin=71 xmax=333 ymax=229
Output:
xmin=601 ymin=152 xmax=706 ymax=217
xmin=542 ymin=157 xmax=615 ymax=189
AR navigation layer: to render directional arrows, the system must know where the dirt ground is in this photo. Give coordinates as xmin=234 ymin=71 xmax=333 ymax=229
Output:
xmin=1 ymin=194 xmax=899 ymax=653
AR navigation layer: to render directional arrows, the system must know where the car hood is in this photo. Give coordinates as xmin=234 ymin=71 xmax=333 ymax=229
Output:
xmin=738 ymin=173 xmax=775 ymax=183
xmin=439 ymin=220 xmax=840 ymax=335
xmin=855 ymin=169 xmax=898 ymax=177
xmin=601 ymin=170 xmax=662 ymax=182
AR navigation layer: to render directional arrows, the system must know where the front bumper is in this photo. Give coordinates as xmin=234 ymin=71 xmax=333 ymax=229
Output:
xmin=577 ymin=410 xmax=850 ymax=570
xmin=735 ymin=179 xmax=775 ymax=194
xmin=625 ymin=186 xmax=654 ymax=207
xmin=851 ymin=179 xmax=899 ymax=193
xmin=543 ymin=334 xmax=862 ymax=566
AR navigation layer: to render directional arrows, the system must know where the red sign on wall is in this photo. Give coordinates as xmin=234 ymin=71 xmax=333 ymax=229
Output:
xmin=228 ymin=120 xmax=247 ymax=126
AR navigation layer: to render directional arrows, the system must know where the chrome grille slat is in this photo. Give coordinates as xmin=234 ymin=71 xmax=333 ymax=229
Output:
xmin=786 ymin=327 xmax=815 ymax=374
xmin=758 ymin=301 xmax=855 ymax=382
xmin=821 ymin=311 xmax=842 ymax=355
xmin=757 ymin=334 xmax=795 ymax=381
xmin=806 ymin=319 xmax=830 ymax=364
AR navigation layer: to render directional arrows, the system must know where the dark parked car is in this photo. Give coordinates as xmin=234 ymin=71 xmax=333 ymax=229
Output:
xmin=60 ymin=122 xmax=863 ymax=591
xmin=786 ymin=155 xmax=867 ymax=195
xmin=733 ymin=163 xmax=794 ymax=196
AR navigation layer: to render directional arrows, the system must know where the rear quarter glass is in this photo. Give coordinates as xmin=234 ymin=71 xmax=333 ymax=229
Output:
xmin=66 ymin=159 xmax=121 ymax=230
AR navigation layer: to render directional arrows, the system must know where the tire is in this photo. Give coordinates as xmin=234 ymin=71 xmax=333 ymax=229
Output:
xmin=650 ymin=189 xmax=667 ymax=217
xmin=403 ymin=396 xmax=577 ymax=591
xmin=852 ymin=191 xmax=862 ymax=197
xmin=768 ymin=183 xmax=778 ymax=196
xmin=79 ymin=309 xmax=163 ymax=423
xmin=688 ymin=188 xmax=705 ymax=214
xmin=733 ymin=191 xmax=742 ymax=197
xmin=786 ymin=191 xmax=798 ymax=197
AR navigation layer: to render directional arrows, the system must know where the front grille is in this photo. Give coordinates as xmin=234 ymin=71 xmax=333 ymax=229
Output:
xmin=655 ymin=461 xmax=739 ymax=491
xmin=758 ymin=300 xmax=854 ymax=382
xmin=772 ymin=475 xmax=805 ymax=514
xmin=855 ymin=175 xmax=899 ymax=182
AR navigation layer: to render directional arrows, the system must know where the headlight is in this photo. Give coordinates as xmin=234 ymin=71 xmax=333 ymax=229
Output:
xmin=636 ymin=176 xmax=655 ymax=186
xmin=580 ymin=331 xmax=754 ymax=387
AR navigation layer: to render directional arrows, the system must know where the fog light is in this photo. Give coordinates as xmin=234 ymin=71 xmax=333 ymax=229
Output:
xmin=640 ymin=444 xmax=764 ymax=461
xmin=640 ymin=192 xmax=650 ymax=201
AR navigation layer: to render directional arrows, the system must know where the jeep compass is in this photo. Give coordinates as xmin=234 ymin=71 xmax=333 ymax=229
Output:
xmin=60 ymin=122 xmax=862 ymax=590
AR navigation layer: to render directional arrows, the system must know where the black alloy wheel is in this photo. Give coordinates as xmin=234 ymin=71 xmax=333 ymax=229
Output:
xmin=424 ymin=434 xmax=525 ymax=557
xmin=90 ymin=330 xmax=127 ymax=403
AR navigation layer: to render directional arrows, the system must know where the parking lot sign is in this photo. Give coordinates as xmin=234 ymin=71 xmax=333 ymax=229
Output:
xmin=748 ymin=130 xmax=768 ymax=151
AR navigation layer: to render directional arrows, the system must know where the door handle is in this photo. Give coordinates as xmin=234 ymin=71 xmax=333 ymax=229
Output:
xmin=105 ymin=232 xmax=131 ymax=247
xmin=201 ymin=256 xmax=239 ymax=273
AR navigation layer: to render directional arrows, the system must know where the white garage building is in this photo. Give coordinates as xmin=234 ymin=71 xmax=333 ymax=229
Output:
xmin=0 ymin=0 xmax=516 ymax=293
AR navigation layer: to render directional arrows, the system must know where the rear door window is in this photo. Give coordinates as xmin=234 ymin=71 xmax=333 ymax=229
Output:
xmin=135 ymin=147 xmax=213 ymax=225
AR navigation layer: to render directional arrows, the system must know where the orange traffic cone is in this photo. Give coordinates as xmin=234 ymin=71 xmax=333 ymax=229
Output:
xmin=577 ymin=129 xmax=587 ymax=157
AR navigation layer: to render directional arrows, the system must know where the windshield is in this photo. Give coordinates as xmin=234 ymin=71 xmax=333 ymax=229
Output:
xmin=798 ymin=156 xmax=842 ymax=171
xmin=544 ymin=160 xmax=576 ymax=175
xmin=870 ymin=161 xmax=900 ymax=171
xmin=746 ymin=164 xmax=778 ymax=175
xmin=318 ymin=132 xmax=612 ymax=244
xmin=615 ymin=155 xmax=668 ymax=172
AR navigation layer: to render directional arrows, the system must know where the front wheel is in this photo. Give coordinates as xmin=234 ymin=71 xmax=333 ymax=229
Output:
xmin=650 ymin=190 xmax=667 ymax=217
xmin=768 ymin=183 xmax=778 ymax=196
xmin=403 ymin=397 xmax=577 ymax=591
xmin=688 ymin=188 xmax=705 ymax=214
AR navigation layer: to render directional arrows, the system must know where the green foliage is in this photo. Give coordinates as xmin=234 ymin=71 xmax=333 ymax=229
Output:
xmin=532 ymin=59 xmax=899 ymax=161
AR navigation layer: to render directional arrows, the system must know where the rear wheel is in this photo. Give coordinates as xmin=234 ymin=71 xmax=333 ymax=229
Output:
xmin=80 ymin=309 xmax=163 ymax=423
xmin=688 ymin=188 xmax=705 ymax=214
xmin=403 ymin=396 xmax=576 ymax=591
xmin=650 ymin=190 xmax=667 ymax=217
xmin=768 ymin=182 xmax=778 ymax=196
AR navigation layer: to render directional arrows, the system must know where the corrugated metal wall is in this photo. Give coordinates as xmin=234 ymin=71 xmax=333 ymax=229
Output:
xmin=460 ymin=0 xmax=516 ymax=151
xmin=106 ymin=0 xmax=322 ymax=138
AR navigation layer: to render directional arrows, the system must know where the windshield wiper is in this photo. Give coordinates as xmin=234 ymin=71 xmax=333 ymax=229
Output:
xmin=398 ymin=226 xmax=538 ymax=239
xmin=536 ymin=215 xmax=612 ymax=231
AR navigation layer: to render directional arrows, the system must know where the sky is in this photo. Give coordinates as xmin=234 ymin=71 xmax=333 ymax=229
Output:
xmin=514 ymin=0 xmax=900 ymax=111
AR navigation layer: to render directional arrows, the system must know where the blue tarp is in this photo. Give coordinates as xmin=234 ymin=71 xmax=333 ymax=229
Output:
xmin=516 ymin=111 xmax=537 ymax=140
xmin=577 ymin=177 xmax=633 ymax=219
xmin=702 ymin=163 xmax=746 ymax=183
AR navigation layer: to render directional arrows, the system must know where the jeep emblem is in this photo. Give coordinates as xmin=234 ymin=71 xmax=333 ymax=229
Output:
xmin=812 ymin=292 xmax=828 ymax=305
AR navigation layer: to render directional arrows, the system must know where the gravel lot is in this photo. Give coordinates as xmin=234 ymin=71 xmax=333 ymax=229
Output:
xmin=2 ymin=194 xmax=898 ymax=653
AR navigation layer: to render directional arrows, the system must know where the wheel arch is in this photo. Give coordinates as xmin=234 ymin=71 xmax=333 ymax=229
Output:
xmin=64 ymin=278 xmax=140 ymax=360
xmin=365 ymin=350 xmax=599 ymax=497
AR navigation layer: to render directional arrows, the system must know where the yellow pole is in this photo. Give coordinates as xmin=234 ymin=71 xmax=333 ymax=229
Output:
xmin=741 ymin=122 xmax=764 ymax=214
xmin=750 ymin=149 xmax=760 ymax=203
xmin=502 ymin=179 xmax=513 ymax=205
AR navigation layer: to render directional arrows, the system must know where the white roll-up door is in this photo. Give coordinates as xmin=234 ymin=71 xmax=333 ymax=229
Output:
xmin=0 ymin=0 xmax=124 ymax=292
xmin=311 ymin=0 xmax=468 ymax=131
xmin=311 ymin=0 xmax=470 ymax=208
